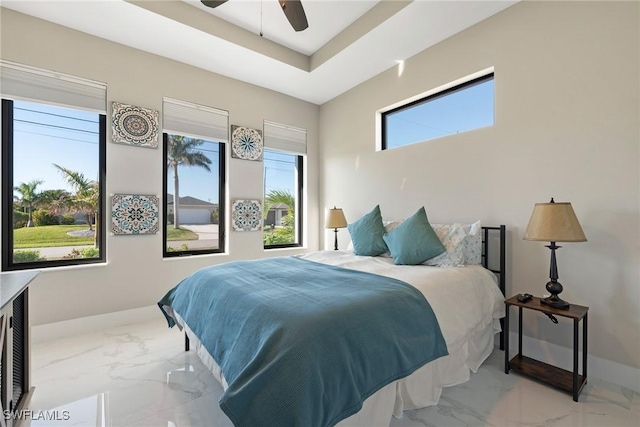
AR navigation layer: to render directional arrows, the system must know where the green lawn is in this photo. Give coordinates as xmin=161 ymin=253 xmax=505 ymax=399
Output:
xmin=13 ymin=225 xmax=95 ymax=248
xmin=166 ymin=227 xmax=199 ymax=241
xmin=13 ymin=225 xmax=199 ymax=248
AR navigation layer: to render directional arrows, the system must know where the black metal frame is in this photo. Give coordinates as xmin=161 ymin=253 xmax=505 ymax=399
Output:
xmin=162 ymin=133 xmax=226 ymax=258
xmin=381 ymin=73 xmax=494 ymax=150
xmin=1 ymin=99 xmax=107 ymax=271
xmin=185 ymin=224 xmax=508 ymax=352
xmin=263 ymin=153 xmax=304 ymax=250
xmin=481 ymin=225 xmax=507 ymax=350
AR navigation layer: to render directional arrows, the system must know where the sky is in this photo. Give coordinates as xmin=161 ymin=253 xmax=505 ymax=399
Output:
xmin=13 ymin=100 xmax=297 ymax=206
xmin=385 ymin=78 xmax=494 ymax=148
xmin=13 ymin=100 xmax=100 ymax=194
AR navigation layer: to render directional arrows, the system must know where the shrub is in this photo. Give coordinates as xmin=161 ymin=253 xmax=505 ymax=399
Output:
xmin=263 ymin=227 xmax=295 ymax=246
xmin=167 ymin=243 xmax=190 ymax=252
xmin=167 ymin=213 xmax=174 ymax=225
xmin=210 ymin=209 xmax=219 ymax=225
xmin=33 ymin=209 xmax=60 ymax=226
xmin=13 ymin=210 xmax=28 ymax=229
xmin=62 ymin=247 xmax=100 ymax=259
xmin=13 ymin=250 xmax=44 ymax=263
xmin=79 ymin=247 xmax=100 ymax=258
xmin=60 ymin=214 xmax=76 ymax=225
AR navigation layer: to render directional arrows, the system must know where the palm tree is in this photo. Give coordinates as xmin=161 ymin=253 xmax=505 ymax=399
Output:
xmin=52 ymin=164 xmax=99 ymax=242
xmin=14 ymin=179 xmax=43 ymax=227
xmin=167 ymin=135 xmax=211 ymax=229
xmin=263 ymin=190 xmax=296 ymax=245
xmin=263 ymin=189 xmax=295 ymax=222
xmin=38 ymin=189 xmax=71 ymax=207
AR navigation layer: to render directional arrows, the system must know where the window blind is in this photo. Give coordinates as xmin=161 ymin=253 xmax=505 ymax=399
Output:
xmin=163 ymin=98 xmax=229 ymax=143
xmin=263 ymin=120 xmax=307 ymax=155
xmin=0 ymin=60 xmax=106 ymax=112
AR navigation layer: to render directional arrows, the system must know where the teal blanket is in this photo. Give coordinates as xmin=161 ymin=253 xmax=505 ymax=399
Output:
xmin=158 ymin=256 xmax=447 ymax=427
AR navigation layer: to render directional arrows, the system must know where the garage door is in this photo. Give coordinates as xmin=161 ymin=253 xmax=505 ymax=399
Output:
xmin=179 ymin=208 xmax=210 ymax=225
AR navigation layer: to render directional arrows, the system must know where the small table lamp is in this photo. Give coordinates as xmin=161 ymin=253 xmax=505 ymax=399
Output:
xmin=325 ymin=207 xmax=347 ymax=250
xmin=524 ymin=198 xmax=587 ymax=309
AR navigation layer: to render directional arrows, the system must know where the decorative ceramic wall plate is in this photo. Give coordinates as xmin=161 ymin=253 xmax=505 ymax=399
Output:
xmin=231 ymin=125 xmax=263 ymax=161
xmin=231 ymin=199 xmax=262 ymax=232
xmin=112 ymin=102 xmax=159 ymax=148
xmin=111 ymin=194 xmax=160 ymax=235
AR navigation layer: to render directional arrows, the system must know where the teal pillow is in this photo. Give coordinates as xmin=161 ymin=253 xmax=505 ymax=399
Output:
xmin=347 ymin=205 xmax=388 ymax=256
xmin=382 ymin=207 xmax=446 ymax=265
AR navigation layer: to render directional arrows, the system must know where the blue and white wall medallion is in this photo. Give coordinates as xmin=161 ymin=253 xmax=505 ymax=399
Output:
xmin=231 ymin=125 xmax=263 ymax=161
xmin=111 ymin=194 xmax=160 ymax=235
xmin=112 ymin=102 xmax=159 ymax=148
xmin=231 ymin=199 xmax=262 ymax=232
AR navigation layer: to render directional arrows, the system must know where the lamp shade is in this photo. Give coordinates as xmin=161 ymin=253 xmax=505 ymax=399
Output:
xmin=524 ymin=200 xmax=587 ymax=242
xmin=325 ymin=207 xmax=347 ymax=229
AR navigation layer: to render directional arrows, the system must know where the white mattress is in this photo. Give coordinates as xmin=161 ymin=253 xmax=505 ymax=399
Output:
xmin=174 ymin=251 xmax=505 ymax=426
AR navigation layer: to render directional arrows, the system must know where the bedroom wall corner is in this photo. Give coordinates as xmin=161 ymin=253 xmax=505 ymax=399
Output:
xmin=0 ymin=7 xmax=321 ymax=327
xmin=318 ymin=0 xmax=640 ymax=385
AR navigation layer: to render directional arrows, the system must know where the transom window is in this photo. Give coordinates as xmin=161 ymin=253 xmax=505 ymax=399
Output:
xmin=382 ymin=73 xmax=494 ymax=150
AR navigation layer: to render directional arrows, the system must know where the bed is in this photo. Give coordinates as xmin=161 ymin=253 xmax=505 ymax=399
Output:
xmin=158 ymin=225 xmax=506 ymax=427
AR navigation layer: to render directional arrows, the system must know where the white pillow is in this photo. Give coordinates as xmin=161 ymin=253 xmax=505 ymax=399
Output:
xmin=425 ymin=221 xmax=482 ymax=267
xmin=424 ymin=223 xmax=468 ymax=267
xmin=462 ymin=221 xmax=482 ymax=265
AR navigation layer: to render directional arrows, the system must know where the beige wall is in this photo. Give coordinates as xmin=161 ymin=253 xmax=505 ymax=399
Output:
xmin=0 ymin=9 xmax=320 ymax=325
xmin=1 ymin=0 xmax=638 ymax=379
xmin=319 ymin=1 xmax=639 ymax=371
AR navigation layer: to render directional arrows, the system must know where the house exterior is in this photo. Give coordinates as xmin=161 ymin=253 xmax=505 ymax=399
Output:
xmin=167 ymin=195 xmax=218 ymax=225
xmin=264 ymin=203 xmax=289 ymax=227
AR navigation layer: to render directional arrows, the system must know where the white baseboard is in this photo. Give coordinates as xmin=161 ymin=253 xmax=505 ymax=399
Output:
xmin=31 ymin=305 xmax=159 ymax=344
xmin=506 ymin=331 xmax=640 ymax=393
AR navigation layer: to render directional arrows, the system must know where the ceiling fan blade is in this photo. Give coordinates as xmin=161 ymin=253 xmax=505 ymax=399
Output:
xmin=279 ymin=0 xmax=309 ymax=32
xmin=201 ymin=0 xmax=229 ymax=8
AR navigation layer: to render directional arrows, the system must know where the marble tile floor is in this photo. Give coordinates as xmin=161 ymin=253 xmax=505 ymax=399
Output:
xmin=25 ymin=319 xmax=638 ymax=427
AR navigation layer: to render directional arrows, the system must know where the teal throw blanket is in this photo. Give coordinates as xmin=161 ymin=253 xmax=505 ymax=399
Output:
xmin=158 ymin=256 xmax=447 ymax=427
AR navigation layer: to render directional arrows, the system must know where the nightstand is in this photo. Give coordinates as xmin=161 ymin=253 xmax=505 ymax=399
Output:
xmin=504 ymin=295 xmax=588 ymax=402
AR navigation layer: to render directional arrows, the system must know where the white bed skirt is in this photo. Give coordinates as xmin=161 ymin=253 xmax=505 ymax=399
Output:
xmin=174 ymin=311 xmax=500 ymax=427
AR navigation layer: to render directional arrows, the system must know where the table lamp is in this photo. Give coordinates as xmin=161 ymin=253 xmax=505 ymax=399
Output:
xmin=524 ymin=198 xmax=587 ymax=309
xmin=325 ymin=207 xmax=347 ymax=250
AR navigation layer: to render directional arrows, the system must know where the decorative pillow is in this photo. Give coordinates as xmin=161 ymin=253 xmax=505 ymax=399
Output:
xmin=382 ymin=207 xmax=445 ymax=265
xmin=426 ymin=223 xmax=469 ymax=267
xmin=384 ymin=219 xmax=404 ymax=233
xmin=378 ymin=220 xmax=404 ymax=257
xmin=427 ymin=221 xmax=483 ymax=267
xmin=462 ymin=221 xmax=482 ymax=265
xmin=347 ymin=205 xmax=388 ymax=256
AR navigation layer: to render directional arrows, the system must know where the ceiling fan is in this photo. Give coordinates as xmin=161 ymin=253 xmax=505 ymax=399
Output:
xmin=201 ymin=0 xmax=309 ymax=32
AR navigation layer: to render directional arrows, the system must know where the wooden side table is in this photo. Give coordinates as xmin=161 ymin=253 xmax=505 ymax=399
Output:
xmin=504 ymin=295 xmax=588 ymax=402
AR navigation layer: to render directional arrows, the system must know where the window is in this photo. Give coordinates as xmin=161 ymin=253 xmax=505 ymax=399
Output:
xmin=1 ymin=61 xmax=107 ymax=271
xmin=263 ymin=121 xmax=306 ymax=249
xmin=163 ymin=99 xmax=227 ymax=257
xmin=381 ymin=73 xmax=494 ymax=150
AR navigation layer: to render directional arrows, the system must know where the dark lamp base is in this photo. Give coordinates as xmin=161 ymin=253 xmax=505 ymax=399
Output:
xmin=541 ymin=296 xmax=570 ymax=310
